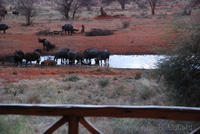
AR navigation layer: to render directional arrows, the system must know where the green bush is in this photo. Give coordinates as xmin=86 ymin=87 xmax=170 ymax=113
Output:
xmin=64 ymin=74 xmax=80 ymax=82
xmin=157 ymin=29 xmax=200 ymax=106
xmin=98 ymin=78 xmax=109 ymax=88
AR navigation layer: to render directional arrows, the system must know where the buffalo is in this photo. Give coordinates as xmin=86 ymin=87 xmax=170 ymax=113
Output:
xmin=0 ymin=24 xmax=9 ymax=34
xmin=24 ymin=51 xmax=41 ymax=66
xmin=34 ymin=48 xmax=42 ymax=54
xmin=13 ymin=50 xmax=25 ymax=66
xmin=83 ymin=48 xmax=100 ymax=65
xmin=62 ymin=24 xmax=74 ymax=35
xmin=12 ymin=11 xmax=19 ymax=16
xmin=0 ymin=55 xmax=15 ymax=65
xmin=96 ymin=49 xmax=110 ymax=65
xmin=67 ymin=50 xmax=83 ymax=64
xmin=38 ymin=38 xmax=55 ymax=51
xmin=54 ymin=48 xmax=70 ymax=64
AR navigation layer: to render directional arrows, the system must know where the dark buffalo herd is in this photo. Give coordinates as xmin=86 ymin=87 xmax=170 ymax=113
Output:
xmin=1 ymin=44 xmax=110 ymax=67
xmin=0 ymin=23 xmax=110 ymax=67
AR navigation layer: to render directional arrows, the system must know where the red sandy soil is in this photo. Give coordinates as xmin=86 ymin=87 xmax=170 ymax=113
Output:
xmin=0 ymin=15 xmax=174 ymax=83
xmin=0 ymin=66 xmax=145 ymax=84
xmin=0 ymin=16 xmax=174 ymax=56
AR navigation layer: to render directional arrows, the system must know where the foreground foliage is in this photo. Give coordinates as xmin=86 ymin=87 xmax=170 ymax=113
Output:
xmin=157 ymin=20 xmax=200 ymax=106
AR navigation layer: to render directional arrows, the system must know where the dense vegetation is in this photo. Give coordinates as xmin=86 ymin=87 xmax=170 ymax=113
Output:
xmin=157 ymin=17 xmax=200 ymax=106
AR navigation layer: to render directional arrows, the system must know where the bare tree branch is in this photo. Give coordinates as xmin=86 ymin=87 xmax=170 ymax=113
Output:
xmin=14 ymin=0 xmax=37 ymax=25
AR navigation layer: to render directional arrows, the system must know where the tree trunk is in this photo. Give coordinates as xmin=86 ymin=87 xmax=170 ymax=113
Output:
xmin=100 ymin=7 xmax=107 ymax=16
xmin=64 ymin=10 xmax=70 ymax=20
xmin=120 ymin=3 xmax=125 ymax=10
xmin=151 ymin=6 xmax=155 ymax=15
xmin=148 ymin=0 xmax=157 ymax=15
xmin=72 ymin=10 xmax=76 ymax=20
xmin=26 ymin=15 xmax=31 ymax=25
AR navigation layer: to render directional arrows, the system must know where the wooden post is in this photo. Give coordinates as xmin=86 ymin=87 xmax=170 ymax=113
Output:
xmin=68 ymin=116 xmax=79 ymax=134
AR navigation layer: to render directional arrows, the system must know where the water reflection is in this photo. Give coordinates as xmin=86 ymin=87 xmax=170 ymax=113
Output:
xmin=39 ymin=55 xmax=165 ymax=69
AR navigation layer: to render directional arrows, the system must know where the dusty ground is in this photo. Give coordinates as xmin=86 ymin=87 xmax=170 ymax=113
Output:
xmin=0 ymin=2 xmax=178 ymax=83
xmin=0 ymin=1 xmax=199 ymax=133
xmin=0 ymin=66 xmax=146 ymax=84
xmin=0 ymin=16 xmax=173 ymax=56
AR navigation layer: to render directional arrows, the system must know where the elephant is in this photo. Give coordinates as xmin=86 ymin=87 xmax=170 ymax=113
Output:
xmin=62 ymin=24 xmax=74 ymax=35
xmin=54 ymin=48 xmax=70 ymax=64
xmin=13 ymin=50 xmax=25 ymax=66
xmin=83 ymin=48 xmax=100 ymax=65
xmin=0 ymin=24 xmax=9 ymax=34
xmin=38 ymin=38 xmax=55 ymax=51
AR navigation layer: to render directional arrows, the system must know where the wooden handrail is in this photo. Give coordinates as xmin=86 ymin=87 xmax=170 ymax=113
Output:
xmin=0 ymin=104 xmax=200 ymax=134
xmin=0 ymin=104 xmax=200 ymax=121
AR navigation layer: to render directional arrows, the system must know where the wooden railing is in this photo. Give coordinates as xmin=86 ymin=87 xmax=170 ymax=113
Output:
xmin=0 ymin=104 xmax=200 ymax=134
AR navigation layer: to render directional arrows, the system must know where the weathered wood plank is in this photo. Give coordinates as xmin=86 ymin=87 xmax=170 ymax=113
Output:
xmin=189 ymin=127 xmax=200 ymax=134
xmin=44 ymin=116 xmax=69 ymax=134
xmin=68 ymin=116 xmax=79 ymax=134
xmin=0 ymin=104 xmax=200 ymax=121
xmin=80 ymin=117 xmax=103 ymax=134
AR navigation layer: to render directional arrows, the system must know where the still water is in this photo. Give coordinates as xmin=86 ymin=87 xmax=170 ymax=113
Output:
xmin=39 ymin=55 xmax=165 ymax=69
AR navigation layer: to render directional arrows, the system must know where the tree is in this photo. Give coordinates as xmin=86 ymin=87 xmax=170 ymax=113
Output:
xmin=183 ymin=0 xmax=200 ymax=15
xmin=14 ymin=0 xmax=37 ymax=25
xmin=101 ymin=0 xmax=131 ymax=10
xmin=157 ymin=16 xmax=200 ymax=106
xmin=117 ymin=0 xmax=131 ymax=10
xmin=133 ymin=0 xmax=158 ymax=15
xmin=55 ymin=0 xmax=94 ymax=20
xmin=0 ymin=0 xmax=6 ymax=21
xmin=55 ymin=0 xmax=73 ymax=20
xmin=147 ymin=0 xmax=157 ymax=15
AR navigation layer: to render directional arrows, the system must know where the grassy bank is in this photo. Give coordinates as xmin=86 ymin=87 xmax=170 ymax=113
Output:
xmin=0 ymin=72 xmax=198 ymax=134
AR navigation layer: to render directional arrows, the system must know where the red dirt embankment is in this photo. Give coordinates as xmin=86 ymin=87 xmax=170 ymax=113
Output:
xmin=0 ymin=66 xmax=145 ymax=84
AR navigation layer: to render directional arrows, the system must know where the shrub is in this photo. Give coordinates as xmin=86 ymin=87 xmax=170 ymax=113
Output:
xmin=64 ymin=74 xmax=80 ymax=82
xmin=98 ymin=78 xmax=109 ymax=88
xmin=135 ymin=73 xmax=142 ymax=80
xmin=85 ymin=29 xmax=113 ymax=36
xmin=157 ymin=28 xmax=200 ymax=106
xmin=122 ymin=21 xmax=130 ymax=29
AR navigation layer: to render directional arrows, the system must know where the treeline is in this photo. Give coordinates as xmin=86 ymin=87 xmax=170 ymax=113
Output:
xmin=0 ymin=0 xmax=200 ymax=25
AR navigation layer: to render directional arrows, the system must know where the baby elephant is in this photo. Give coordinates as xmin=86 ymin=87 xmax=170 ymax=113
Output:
xmin=0 ymin=24 xmax=9 ymax=34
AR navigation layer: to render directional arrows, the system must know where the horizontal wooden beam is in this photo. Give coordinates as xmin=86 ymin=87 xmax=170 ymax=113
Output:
xmin=0 ymin=104 xmax=200 ymax=121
